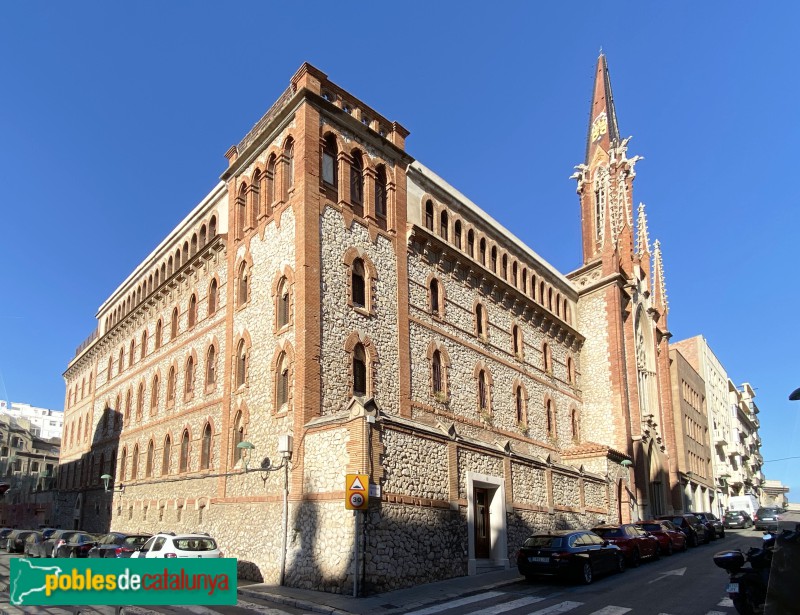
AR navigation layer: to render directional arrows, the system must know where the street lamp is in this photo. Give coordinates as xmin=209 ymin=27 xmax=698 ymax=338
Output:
xmin=100 ymin=474 xmax=125 ymax=493
xmin=789 ymin=388 xmax=800 ymax=401
xmin=236 ymin=441 xmax=255 ymax=471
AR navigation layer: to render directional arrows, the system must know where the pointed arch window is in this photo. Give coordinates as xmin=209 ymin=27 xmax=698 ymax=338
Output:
xmin=501 ymin=254 xmax=507 ymax=279
xmin=276 ymin=353 xmax=289 ymax=409
xmin=478 ymin=369 xmax=490 ymax=412
xmin=515 ymin=385 xmax=526 ymax=424
xmin=491 ymin=246 xmax=498 ymax=273
xmin=467 ymin=229 xmax=474 ymax=257
xmin=171 ymin=307 xmax=179 ymax=340
xmin=475 ymin=303 xmax=487 ymax=339
xmin=351 ymin=258 xmax=366 ymax=308
xmin=167 ymin=366 xmax=176 ymax=405
xmin=206 ymin=345 xmax=217 ymax=388
xmin=375 ymin=165 xmax=388 ymax=222
xmin=140 ymin=330 xmax=148 ymax=359
xmin=185 ymin=355 xmax=195 ymax=397
xmin=200 ymin=423 xmax=212 ymax=470
xmin=179 ymin=430 xmax=189 ymax=473
xmin=479 ymin=238 xmax=487 ymax=266
xmin=124 ymin=390 xmax=132 ymax=423
xmin=208 ymin=279 xmax=218 ymax=316
xmin=546 ymin=399 xmax=556 ymax=439
xmin=250 ymin=170 xmax=261 ymax=226
xmin=237 ymin=262 xmax=249 ymax=306
xmin=119 ymin=447 xmax=128 ymax=483
xmin=542 ymin=342 xmax=552 ymax=374
xmin=454 ymin=220 xmax=462 ymax=249
xmin=512 ymin=262 xmax=518 ymax=287
xmin=233 ymin=412 xmax=245 ymax=465
xmin=118 ymin=347 xmax=124 ymax=372
xmin=107 ymin=357 xmax=113 ymax=382
xmin=136 ymin=383 xmax=145 ymax=420
xmin=277 ymin=277 xmax=291 ymax=328
xmin=424 ymin=200 xmax=434 ymax=230
xmin=266 ymin=155 xmax=276 ymax=211
xmin=512 ymin=324 xmax=523 ymax=358
xmin=429 ymin=278 xmax=441 ymax=316
xmin=162 ymin=434 xmax=171 ymax=475
xmin=237 ymin=183 xmax=247 ymax=240
xmin=322 ymin=133 xmax=338 ymax=189
xmin=236 ymin=339 xmax=248 ymax=389
xmin=567 ymin=356 xmax=575 ymax=386
xmin=131 ymin=445 xmax=139 ymax=480
xmin=188 ymin=294 xmax=197 ymax=328
xmin=145 ymin=440 xmax=154 ymax=478
xmin=283 ymin=139 xmax=294 ymax=201
xmin=432 ymin=350 xmax=443 ymax=396
xmin=440 ymin=210 xmax=449 ymax=240
xmin=129 ymin=339 xmax=136 ymax=366
xmin=571 ymin=407 xmax=581 ymax=442
xmin=150 ymin=374 xmax=160 ymax=413
xmin=155 ymin=320 xmax=163 ymax=349
xmin=353 ymin=343 xmax=367 ymax=397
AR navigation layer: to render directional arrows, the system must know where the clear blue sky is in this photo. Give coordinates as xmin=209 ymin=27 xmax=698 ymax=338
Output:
xmin=1 ymin=3 xmax=798 ymax=497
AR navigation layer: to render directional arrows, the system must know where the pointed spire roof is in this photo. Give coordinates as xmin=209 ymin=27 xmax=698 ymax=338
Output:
xmin=652 ymin=240 xmax=669 ymax=312
xmin=636 ymin=203 xmax=651 ymax=257
xmin=585 ymin=53 xmax=621 ymax=164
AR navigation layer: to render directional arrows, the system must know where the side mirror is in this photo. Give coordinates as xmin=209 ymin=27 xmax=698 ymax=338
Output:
xmin=602 ymin=540 xmax=610 ymax=547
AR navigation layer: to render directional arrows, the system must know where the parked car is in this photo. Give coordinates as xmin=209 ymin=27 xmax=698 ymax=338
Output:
xmin=656 ymin=514 xmax=708 ymax=547
xmin=38 ymin=527 xmax=60 ymax=541
xmin=88 ymin=532 xmax=152 ymax=558
xmin=517 ymin=529 xmax=624 ymax=584
xmin=753 ymin=507 xmax=782 ymax=531
xmin=6 ymin=529 xmax=38 ymax=553
xmin=24 ymin=531 xmax=46 ymax=557
xmin=690 ymin=512 xmax=725 ymax=539
xmin=55 ymin=532 xmax=98 ymax=558
xmin=723 ymin=510 xmax=753 ymax=529
xmin=635 ymin=520 xmax=687 ymax=555
xmin=134 ymin=533 xmax=222 ymax=559
xmin=0 ymin=528 xmax=15 ymax=549
xmin=591 ymin=523 xmax=659 ymax=566
xmin=41 ymin=529 xmax=77 ymax=558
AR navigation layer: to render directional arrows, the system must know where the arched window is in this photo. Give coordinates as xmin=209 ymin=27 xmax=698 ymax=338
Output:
xmin=479 ymin=238 xmax=486 ymax=266
xmin=179 ymin=430 xmax=190 ymax=473
xmin=146 ymin=441 xmax=154 ymax=478
xmin=119 ymin=447 xmax=127 ymax=483
xmin=232 ymin=412 xmax=244 ymax=465
xmin=571 ymin=407 xmax=581 ymax=442
xmin=351 ymin=258 xmax=366 ymax=308
xmin=136 ymin=383 xmax=145 ymax=420
xmin=375 ymin=165 xmax=388 ymax=221
xmin=522 ymin=268 xmax=528 ymax=293
xmin=322 ymin=133 xmax=338 ymax=190
xmin=208 ymin=279 xmax=218 ymax=316
xmin=429 ymin=278 xmax=441 ymax=316
xmin=107 ymin=357 xmax=113 ymax=382
xmin=167 ymin=366 xmax=176 ymax=404
xmin=350 ymin=151 xmax=364 ymax=215
xmin=171 ymin=307 xmax=179 ymax=340
xmin=185 ymin=356 xmax=195 ymax=396
xmin=454 ymin=220 xmax=462 ymax=249
xmin=467 ymin=229 xmax=475 ymax=257
xmin=478 ymin=370 xmax=489 ymax=412
xmin=432 ymin=350 xmax=443 ymax=396
xmin=200 ymin=423 xmax=212 ymax=470
xmin=491 ymin=246 xmax=497 ymax=273
xmin=206 ymin=345 xmax=217 ymax=387
xmin=131 ymin=445 xmax=139 ymax=480
xmin=237 ymin=183 xmax=247 ymax=239
xmin=515 ymin=386 xmax=526 ymax=424
xmin=140 ymin=330 xmax=148 ymax=359
xmin=162 ymin=434 xmax=171 ymax=475
xmin=276 ymin=353 xmax=289 ymax=409
xmin=282 ymin=139 xmax=294 ymax=201
xmin=425 ymin=200 xmax=434 ymax=230
xmin=546 ymin=399 xmax=556 ymax=438
xmin=118 ymin=347 xmax=124 ymax=372
xmin=250 ymin=170 xmax=261 ymax=227
xmin=155 ymin=319 xmax=162 ymax=349
xmin=150 ymin=374 xmax=160 ymax=413
xmin=124 ymin=390 xmax=132 ymax=423
xmin=543 ymin=342 xmax=552 ymax=374
xmin=266 ymin=155 xmax=276 ymax=209
xmin=567 ymin=356 xmax=575 ymax=386
xmin=353 ymin=343 xmax=367 ymax=397
xmin=512 ymin=325 xmax=523 ymax=358
xmin=188 ymin=294 xmax=197 ymax=328
xmin=237 ymin=262 xmax=249 ymax=306
xmin=277 ymin=277 xmax=290 ymax=328
xmin=475 ymin=303 xmax=487 ymax=338
xmin=512 ymin=262 xmax=518 ymax=287
xmin=501 ymin=254 xmax=507 ymax=279
xmin=236 ymin=339 xmax=248 ymax=388
xmin=440 ymin=210 xmax=449 ymax=240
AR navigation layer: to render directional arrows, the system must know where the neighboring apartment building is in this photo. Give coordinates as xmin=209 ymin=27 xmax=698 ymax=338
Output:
xmin=761 ymin=479 xmax=789 ymax=508
xmin=668 ymin=348 xmax=713 ymax=512
xmin=728 ymin=382 xmax=764 ymax=501
xmin=0 ymin=400 xmax=64 ymax=440
xmin=60 ymin=56 xmax=682 ymax=592
xmin=671 ymin=335 xmax=735 ymax=515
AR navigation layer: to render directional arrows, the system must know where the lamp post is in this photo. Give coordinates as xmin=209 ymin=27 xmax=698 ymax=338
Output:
xmin=100 ymin=474 xmax=125 ymax=493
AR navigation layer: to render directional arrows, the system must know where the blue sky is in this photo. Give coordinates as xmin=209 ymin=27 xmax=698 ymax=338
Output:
xmin=1 ymin=3 xmax=798 ymax=497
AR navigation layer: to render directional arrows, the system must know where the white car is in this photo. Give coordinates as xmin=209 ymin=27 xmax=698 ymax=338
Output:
xmin=134 ymin=533 xmax=222 ymax=558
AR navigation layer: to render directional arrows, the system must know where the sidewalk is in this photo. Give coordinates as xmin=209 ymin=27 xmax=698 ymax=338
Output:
xmin=238 ymin=568 xmax=523 ymax=615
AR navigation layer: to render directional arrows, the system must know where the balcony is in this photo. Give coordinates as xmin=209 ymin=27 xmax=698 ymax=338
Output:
xmin=713 ymin=430 xmax=728 ymax=447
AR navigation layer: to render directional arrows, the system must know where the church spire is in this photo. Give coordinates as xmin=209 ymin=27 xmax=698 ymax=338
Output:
xmin=585 ymin=53 xmax=621 ymax=165
xmin=652 ymin=239 xmax=669 ymax=313
xmin=636 ymin=202 xmax=651 ymax=257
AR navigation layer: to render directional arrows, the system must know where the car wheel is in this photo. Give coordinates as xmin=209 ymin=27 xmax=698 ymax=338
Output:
xmin=578 ymin=561 xmax=593 ymax=585
xmin=630 ymin=549 xmax=641 ymax=567
xmin=665 ymin=541 xmax=673 ymax=556
xmin=616 ymin=553 xmax=626 ymax=573
xmin=681 ymin=538 xmax=688 ymax=552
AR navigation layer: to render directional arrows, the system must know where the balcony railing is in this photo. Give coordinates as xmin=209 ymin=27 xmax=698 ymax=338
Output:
xmin=713 ymin=430 xmax=728 ymax=447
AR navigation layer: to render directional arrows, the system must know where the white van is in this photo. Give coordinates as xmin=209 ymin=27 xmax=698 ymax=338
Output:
xmin=727 ymin=495 xmax=760 ymax=519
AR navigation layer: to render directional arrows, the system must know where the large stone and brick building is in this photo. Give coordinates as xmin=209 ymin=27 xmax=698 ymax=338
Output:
xmin=60 ymin=56 xmax=687 ymax=591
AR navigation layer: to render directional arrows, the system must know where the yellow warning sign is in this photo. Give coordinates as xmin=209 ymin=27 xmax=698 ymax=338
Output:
xmin=345 ymin=473 xmax=370 ymax=510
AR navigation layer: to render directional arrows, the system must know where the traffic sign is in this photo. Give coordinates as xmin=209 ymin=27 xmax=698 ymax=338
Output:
xmin=345 ymin=473 xmax=369 ymax=510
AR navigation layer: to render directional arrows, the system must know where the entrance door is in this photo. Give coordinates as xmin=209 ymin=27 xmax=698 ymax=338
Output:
xmin=474 ymin=488 xmax=491 ymax=558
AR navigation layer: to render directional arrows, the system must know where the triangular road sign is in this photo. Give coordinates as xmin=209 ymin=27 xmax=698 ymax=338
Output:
xmin=350 ymin=476 xmax=365 ymax=491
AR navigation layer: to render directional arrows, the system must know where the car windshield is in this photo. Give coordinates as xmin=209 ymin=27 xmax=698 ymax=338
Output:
xmin=523 ymin=536 xmax=564 ymax=548
xmin=725 ymin=511 xmax=743 ymax=518
xmin=123 ymin=536 xmax=149 ymax=547
xmin=593 ymin=527 xmax=623 ymax=538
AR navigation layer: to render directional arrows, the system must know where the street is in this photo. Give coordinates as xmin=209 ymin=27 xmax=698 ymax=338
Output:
xmin=0 ymin=530 xmax=763 ymax=615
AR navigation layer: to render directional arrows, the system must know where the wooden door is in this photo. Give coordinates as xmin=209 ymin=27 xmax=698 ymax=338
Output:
xmin=474 ymin=488 xmax=491 ymax=558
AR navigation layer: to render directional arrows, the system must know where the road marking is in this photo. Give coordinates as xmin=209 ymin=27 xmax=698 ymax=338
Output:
xmin=526 ymin=601 xmax=583 ymax=614
xmin=705 ymin=611 xmax=727 ymax=615
xmin=403 ymin=591 xmax=505 ymax=614
xmin=717 ymin=597 xmax=734 ymax=607
xmin=470 ymin=595 xmax=546 ymax=614
xmin=647 ymin=567 xmax=687 ymax=583
xmin=588 ymin=607 xmax=632 ymax=615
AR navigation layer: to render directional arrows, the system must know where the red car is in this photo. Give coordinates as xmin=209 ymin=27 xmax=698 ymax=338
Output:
xmin=636 ymin=520 xmax=687 ymax=555
xmin=591 ymin=523 xmax=660 ymax=566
